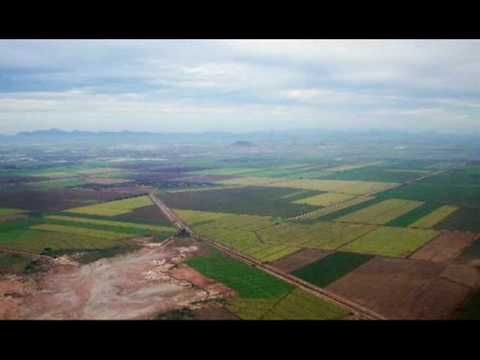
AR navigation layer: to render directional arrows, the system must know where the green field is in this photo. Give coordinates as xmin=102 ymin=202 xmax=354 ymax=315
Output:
xmin=162 ymin=186 xmax=322 ymax=218
xmin=341 ymin=226 xmax=439 ymax=257
xmin=188 ymin=249 xmax=349 ymax=319
xmin=0 ymin=229 xmax=122 ymax=254
xmin=67 ymin=195 xmax=153 ymax=216
xmin=186 ymin=250 xmax=293 ymax=298
xmin=316 ymin=165 xmax=426 ymax=183
xmin=457 ymin=290 xmax=480 ymax=320
xmin=174 ymin=209 xmax=231 ymax=225
xmin=385 ymin=202 xmax=443 ymax=227
xmin=408 ymin=205 xmax=459 ymax=229
xmin=31 ymin=223 xmax=130 ymax=240
xmin=434 ymin=207 xmax=480 ymax=233
xmin=292 ymin=252 xmax=372 ymax=288
xmin=293 ymin=192 xmax=356 ymax=207
xmin=336 ymin=199 xmax=424 ymax=225
xmin=0 ymin=208 xmax=27 ymax=217
xmin=46 ymin=215 xmax=174 ymax=235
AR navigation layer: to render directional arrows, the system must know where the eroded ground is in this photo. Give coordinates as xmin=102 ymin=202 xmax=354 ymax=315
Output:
xmin=0 ymin=238 xmax=236 ymax=320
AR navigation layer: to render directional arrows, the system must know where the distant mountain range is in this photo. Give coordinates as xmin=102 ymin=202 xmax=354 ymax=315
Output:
xmin=1 ymin=128 xmax=480 ymax=146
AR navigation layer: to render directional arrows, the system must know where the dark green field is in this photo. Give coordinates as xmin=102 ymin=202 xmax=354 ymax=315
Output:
xmin=434 ymin=207 xmax=480 ymax=233
xmin=457 ymin=290 xmax=480 ymax=320
xmin=291 ymin=252 xmax=372 ymax=288
xmin=162 ymin=186 xmax=323 ymax=218
xmin=186 ymin=250 xmax=293 ymax=298
xmin=386 ymin=203 xmax=442 ymax=227
xmin=317 ymin=166 xmax=423 ymax=183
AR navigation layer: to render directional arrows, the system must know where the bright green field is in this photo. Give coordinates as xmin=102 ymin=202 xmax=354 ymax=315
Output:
xmin=31 ymin=223 xmax=130 ymax=240
xmin=186 ymin=250 xmax=293 ymax=299
xmin=341 ymin=226 xmax=439 ymax=257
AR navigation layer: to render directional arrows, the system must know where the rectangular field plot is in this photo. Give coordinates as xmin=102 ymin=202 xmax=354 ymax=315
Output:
xmin=293 ymin=192 xmax=356 ymax=207
xmin=66 ymin=195 xmax=152 ymax=216
xmin=270 ymin=248 xmax=331 ymax=273
xmin=244 ymin=244 xmax=302 ymax=263
xmin=261 ymin=288 xmax=350 ymax=320
xmin=162 ymin=186 xmax=322 ymax=218
xmin=341 ymin=226 xmax=438 ymax=257
xmin=317 ymin=165 xmax=425 ymax=183
xmin=0 ymin=229 xmax=121 ymax=254
xmin=336 ymin=199 xmax=423 ymax=225
xmin=410 ymin=231 xmax=477 ymax=263
xmin=409 ymin=205 xmax=459 ymax=229
xmin=257 ymin=221 xmax=376 ymax=250
xmin=300 ymin=195 xmax=375 ymax=220
xmin=385 ymin=202 xmax=442 ymax=227
xmin=292 ymin=252 xmax=372 ymax=288
xmin=221 ymin=177 xmax=398 ymax=195
xmin=186 ymin=250 xmax=293 ymax=299
xmin=327 ymin=256 xmax=470 ymax=319
xmin=0 ymin=208 xmax=27 ymax=217
xmin=434 ymin=207 xmax=480 ymax=233
xmin=46 ymin=215 xmax=175 ymax=235
xmin=31 ymin=223 xmax=131 ymax=240
xmin=173 ymin=209 xmax=230 ymax=225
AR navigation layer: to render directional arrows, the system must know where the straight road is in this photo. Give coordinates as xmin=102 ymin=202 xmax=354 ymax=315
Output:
xmin=148 ymin=192 xmax=385 ymax=320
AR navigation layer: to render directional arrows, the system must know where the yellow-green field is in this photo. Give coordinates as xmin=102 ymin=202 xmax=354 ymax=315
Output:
xmin=46 ymin=215 xmax=174 ymax=233
xmin=31 ymin=223 xmax=130 ymax=240
xmin=408 ymin=205 xmax=459 ymax=229
xmin=67 ymin=195 xmax=153 ymax=216
xmin=0 ymin=208 xmax=27 ymax=217
xmin=336 ymin=199 xmax=424 ymax=225
xmin=257 ymin=221 xmax=376 ymax=250
xmin=221 ymin=177 xmax=398 ymax=195
xmin=293 ymin=192 xmax=356 ymax=207
xmin=341 ymin=226 xmax=439 ymax=257
xmin=300 ymin=196 xmax=375 ymax=220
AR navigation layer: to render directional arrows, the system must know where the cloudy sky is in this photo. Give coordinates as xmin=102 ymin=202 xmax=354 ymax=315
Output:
xmin=1 ymin=40 xmax=479 ymax=134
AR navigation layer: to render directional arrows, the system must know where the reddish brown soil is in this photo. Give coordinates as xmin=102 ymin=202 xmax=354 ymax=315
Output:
xmin=270 ymin=248 xmax=331 ymax=273
xmin=441 ymin=264 xmax=480 ymax=289
xmin=410 ymin=231 xmax=477 ymax=263
xmin=327 ymin=256 xmax=472 ymax=319
xmin=0 ymin=239 xmax=233 ymax=320
xmin=192 ymin=302 xmax=239 ymax=320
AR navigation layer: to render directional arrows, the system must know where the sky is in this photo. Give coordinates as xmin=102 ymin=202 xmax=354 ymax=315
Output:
xmin=1 ymin=39 xmax=480 ymax=134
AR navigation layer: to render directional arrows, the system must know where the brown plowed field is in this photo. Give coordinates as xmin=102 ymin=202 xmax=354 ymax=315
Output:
xmin=441 ymin=264 xmax=480 ymax=289
xmin=0 ymin=239 xmax=234 ymax=320
xmin=269 ymin=248 xmax=331 ymax=273
xmin=0 ymin=188 xmax=148 ymax=212
xmin=410 ymin=231 xmax=477 ymax=263
xmin=327 ymin=256 xmax=471 ymax=319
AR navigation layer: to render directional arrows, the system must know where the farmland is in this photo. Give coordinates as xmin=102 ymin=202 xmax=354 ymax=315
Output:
xmin=1 ymin=133 xmax=480 ymax=320
xmin=341 ymin=226 xmax=439 ymax=257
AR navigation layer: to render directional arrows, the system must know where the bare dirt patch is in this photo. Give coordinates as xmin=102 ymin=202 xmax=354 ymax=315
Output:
xmin=441 ymin=264 xmax=480 ymax=289
xmin=270 ymin=248 xmax=331 ymax=273
xmin=192 ymin=302 xmax=239 ymax=320
xmin=0 ymin=238 xmax=233 ymax=320
xmin=410 ymin=231 xmax=477 ymax=263
xmin=327 ymin=256 xmax=471 ymax=319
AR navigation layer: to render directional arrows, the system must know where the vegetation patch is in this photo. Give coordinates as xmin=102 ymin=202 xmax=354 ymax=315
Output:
xmin=0 ymin=208 xmax=27 ymax=217
xmin=409 ymin=205 xmax=459 ymax=229
xmin=341 ymin=226 xmax=439 ymax=257
xmin=336 ymin=199 xmax=424 ymax=225
xmin=186 ymin=250 xmax=293 ymax=299
xmin=293 ymin=192 xmax=356 ymax=207
xmin=457 ymin=290 xmax=480 ymax=320
xmin=385 ymin=202 xmax=443 ymax=227
xmin=162 ymin=186 xmax=322 ymax=218
xmin=31 ymin=223 xmax=131 ymax=240
xmin=434 ymin=207 xmax=480 ymax=233
xmin=292 ymin=252 xmax=372 ymax=288
xmin=0 ymin=253 xmax=33 ymax=274
xmin=67 ymin=195 xmax=153 ymax=216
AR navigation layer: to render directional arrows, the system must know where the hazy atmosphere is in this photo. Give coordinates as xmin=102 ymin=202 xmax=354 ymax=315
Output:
xmin=1 ymin=39 xmax=480 ymax=134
